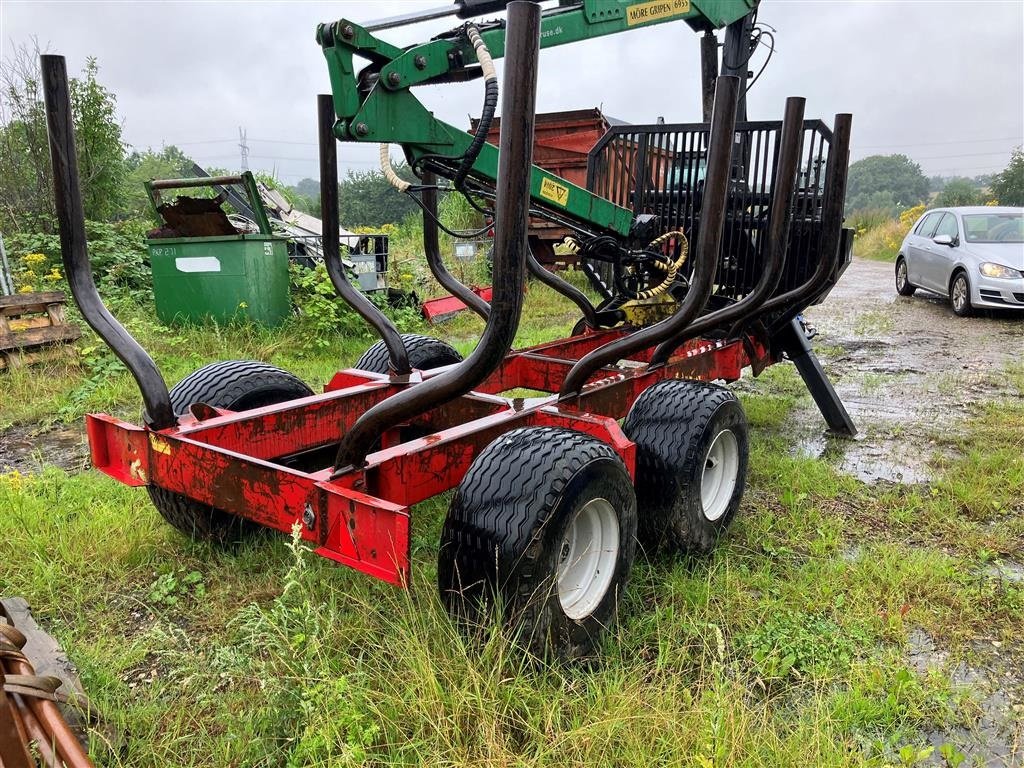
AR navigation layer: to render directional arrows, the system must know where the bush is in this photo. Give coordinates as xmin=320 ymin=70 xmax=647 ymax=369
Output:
xmin=5 ymin=218 xmax=150 ymax=302
xmin=853 ymin=219 xmax=906 ymax=262
xmin=846 ymin=208 xmax=894 ymax=238
xmin=897 ymin=204 xmax=926 ymax=229
xmin=288 ymin=262 xmax=423 ymax=353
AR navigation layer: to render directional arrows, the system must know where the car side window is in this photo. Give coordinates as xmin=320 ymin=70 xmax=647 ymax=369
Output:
xmin=916 ymin=212 xmax=941 ymax=237
xmin=934 ymin=213 xmax=959 ymax=240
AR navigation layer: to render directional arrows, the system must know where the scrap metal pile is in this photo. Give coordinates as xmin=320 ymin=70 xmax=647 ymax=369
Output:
xmin=0 ymin=601 xmax=92 ymax=768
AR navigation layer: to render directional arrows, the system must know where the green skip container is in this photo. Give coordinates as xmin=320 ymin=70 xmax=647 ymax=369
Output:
xmin=148 ymin=235 xmax=290 ymax=327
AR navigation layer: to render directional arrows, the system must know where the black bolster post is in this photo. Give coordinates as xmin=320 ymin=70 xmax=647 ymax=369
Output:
xmin=41 ymin=54 xmax=174 ymax=429
xmin=318 ymin=94 xmax=411 ymax=375
xmin=330 ymin=0 xmax=541 ymax=474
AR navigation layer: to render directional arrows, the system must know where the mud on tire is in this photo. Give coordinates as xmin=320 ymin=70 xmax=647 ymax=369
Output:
xmin=438 ymin=426 xmax=637 ymax=660
xmin=148 ymin=360 xmax=313 ymax=544
xmin=623 ymin=379 xmax=748 ymax=555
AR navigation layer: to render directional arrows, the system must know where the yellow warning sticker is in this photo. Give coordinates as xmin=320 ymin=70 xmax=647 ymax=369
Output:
xmin=539 ymin=177 xmax=570 ymax=207
xmin=626 ymin=0 xmax=690 ymax=26
xmin=149 ymin=433 xmax=171 ymax=455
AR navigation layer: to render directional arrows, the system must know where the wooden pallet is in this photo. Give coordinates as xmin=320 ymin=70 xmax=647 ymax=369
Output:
xmin=0 ymin=291 xmax=81 ymax=370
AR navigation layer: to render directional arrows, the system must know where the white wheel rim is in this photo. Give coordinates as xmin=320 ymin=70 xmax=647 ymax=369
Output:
xmin=556 ymin=497 xmax=619 ymax=620
xmin=896 ymin=262 xmax=907 ymax=290
xmin=701 ymin=429 xmax=740 ymax=522
xmin=952 ymin=278 xmax=967 ymax=311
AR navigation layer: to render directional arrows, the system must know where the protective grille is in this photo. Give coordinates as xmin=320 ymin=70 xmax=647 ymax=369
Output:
xmin=587 ymin=120 xmax=834 ymax=301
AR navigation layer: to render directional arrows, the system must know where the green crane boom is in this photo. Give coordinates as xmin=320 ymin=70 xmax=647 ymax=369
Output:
xmin=317 ymin=0 xmax=757 ymax=239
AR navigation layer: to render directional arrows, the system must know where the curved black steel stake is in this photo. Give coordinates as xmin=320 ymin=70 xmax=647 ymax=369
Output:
xmin=649 ymin=96 xmax=807 ymax=365
xmin=331 ymin=0 xmax=542 ymax=474
xmin=755 ymin=113 xmax=853 ymax=332
xmin=41 ymin=55 xmax=175 ymax=429
xmin=421 ymin=171 xmax=490 ymax=320
xmin=526 ymin=246 xmax=599 ymax=328
xmin=318 ymin=94 xmax=411 ymax=375
xmin=558 ymin=75 xmax=742 ymax=399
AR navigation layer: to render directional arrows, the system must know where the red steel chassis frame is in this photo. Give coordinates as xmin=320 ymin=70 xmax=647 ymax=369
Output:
xmin=85 ymin=328 xmax=771 ymax=587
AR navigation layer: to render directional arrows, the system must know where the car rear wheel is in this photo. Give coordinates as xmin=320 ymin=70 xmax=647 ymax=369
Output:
xmin=950 ymin=271 xmax=973 ymax=317
xmin=895 ymin=257 xmax=915 ymax=297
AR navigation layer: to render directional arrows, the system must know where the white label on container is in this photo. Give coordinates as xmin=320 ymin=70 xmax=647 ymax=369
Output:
xmin=175 ymin=257 xmax=221 ymax=273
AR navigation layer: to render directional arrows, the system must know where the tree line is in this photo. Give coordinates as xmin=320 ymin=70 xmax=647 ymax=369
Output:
xmin=846 ymin=150 xmax=1023 ymax=217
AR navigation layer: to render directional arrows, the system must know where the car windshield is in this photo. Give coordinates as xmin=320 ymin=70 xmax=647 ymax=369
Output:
xmin=961 ymin=213 xmax=1024 ymax=243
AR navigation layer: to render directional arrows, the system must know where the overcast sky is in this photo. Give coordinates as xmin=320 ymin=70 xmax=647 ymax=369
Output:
xmin=2 ymin=0 xmax=1022 ymax=185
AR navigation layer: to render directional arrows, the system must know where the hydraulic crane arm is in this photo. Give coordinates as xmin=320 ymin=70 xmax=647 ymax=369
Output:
xmin=317 ymin=0 xmax=757 ymax=240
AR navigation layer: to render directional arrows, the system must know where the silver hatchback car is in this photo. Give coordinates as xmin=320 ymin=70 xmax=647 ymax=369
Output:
xmin=895 ymin=206 xmax=1024 ymax=316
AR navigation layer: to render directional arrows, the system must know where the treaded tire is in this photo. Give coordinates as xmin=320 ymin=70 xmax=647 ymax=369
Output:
xmin=950 ymin=270 xmax=973 ymax=317
xmin=895 ymin=256 xmax=916 ymax=297
xmin=438 ymin=426 xmax=637 ymax=660
xmin=623 ymin=379 xmax=748 ymax=555
xmin=148 ymin=361 xmax=313 ymax=544
xmin=354 ymin=333 xmax=462 ymax=373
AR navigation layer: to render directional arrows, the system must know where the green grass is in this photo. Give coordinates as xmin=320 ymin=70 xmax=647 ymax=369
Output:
xmin=1 ymin=280 xmax=1022 ymax=766
xmin=853 ymin=219 xmax=906 ymax=264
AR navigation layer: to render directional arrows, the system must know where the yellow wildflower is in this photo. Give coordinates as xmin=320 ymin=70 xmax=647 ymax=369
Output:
xmin=1 ymin=470 xmax=24 ymax=491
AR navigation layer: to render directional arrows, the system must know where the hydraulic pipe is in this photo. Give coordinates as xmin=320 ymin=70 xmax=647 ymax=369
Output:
xmin=40 ymin=55 xmax=175 ymax=430
xmin=526 ymin=246 xmax=598 ymax=328
xmin=331 ymin=0 xmax=541 ymax=474
xmin=758 ymin=113 xmax=852 ymax=329
xmin=558 ymin=75 xmax=741 ymax=399
xmin=650 ymin=96 xmax=807 ymax=365
xmin=421 ymin=171 xmax=490 ymax=320
xmin=318 ymin=94 xmax=411 ymax=375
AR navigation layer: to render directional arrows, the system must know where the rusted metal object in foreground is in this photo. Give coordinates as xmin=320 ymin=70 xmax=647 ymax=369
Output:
xmin=0 ymin=603 xmax=93 ymax=768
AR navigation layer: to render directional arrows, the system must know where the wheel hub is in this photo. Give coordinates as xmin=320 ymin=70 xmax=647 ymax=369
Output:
xmin=701 ymin=429 xmax=740 ymax=521
xmin=556 ymin=497 xmax=620 ymax=620
xmin=953 ymin=278 xmax=967 ymax=310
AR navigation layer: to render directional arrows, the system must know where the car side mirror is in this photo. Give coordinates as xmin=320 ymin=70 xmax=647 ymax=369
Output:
xmin=932 ymin=234 xmax=954 ymax=246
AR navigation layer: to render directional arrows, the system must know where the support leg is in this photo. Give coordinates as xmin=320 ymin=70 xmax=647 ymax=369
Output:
xmin=775 ymin=317 xmax=857 ymax=437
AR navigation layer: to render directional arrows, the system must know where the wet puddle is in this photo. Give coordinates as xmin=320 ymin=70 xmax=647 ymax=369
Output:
xmin=0 ymin=423 xmax=90 ymax=474
xmin=764 ymin=258 xmax=1024 ymax=486
xmin=906 ymin=628 xmax=1023 ymax=767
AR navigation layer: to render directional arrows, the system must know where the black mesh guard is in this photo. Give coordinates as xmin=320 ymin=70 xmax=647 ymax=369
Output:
xmin=587 ymin=119 xmax=836 ymax=303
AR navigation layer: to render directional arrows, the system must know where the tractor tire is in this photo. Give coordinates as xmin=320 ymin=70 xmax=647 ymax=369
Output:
xmin=148 ymin=361 xmax=313 ymax=544
xmin=623 ymin=379 xmax=748 ymax=555
xmin=571 ymin=317 xmax=591 ymax=336
xmin=895 ymin=256 xmax=916 ymax=297
xmin=438 ymin=426 xmax=637 ymax=659
xmin=354 ymin=333 xmax=463 ymax=373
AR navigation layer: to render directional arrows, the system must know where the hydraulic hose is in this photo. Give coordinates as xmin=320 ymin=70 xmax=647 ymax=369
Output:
xmin=453 ymin=24 xmax=498 ymax=189
xmin=632 ymin=231 xmax=688 ymax=302
xmin=379 ymin=144 xmax=412 ymax=193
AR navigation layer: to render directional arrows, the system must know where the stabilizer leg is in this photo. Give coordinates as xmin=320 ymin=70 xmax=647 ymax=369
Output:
xmin=775 ymin=317 xmax=857 ymax=437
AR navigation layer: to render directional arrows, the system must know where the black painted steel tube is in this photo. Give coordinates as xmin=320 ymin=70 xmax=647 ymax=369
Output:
xmin=526 ymin=245 xmax=599 ymax=328
xmin=558 ymin=75 xmax=741 ymax=399
xmin=318 ymin=94 xmax=411 ymax=375
xmin=757 ymin=113 xmax=853 ymax=327
xmin=331 ymin=0 xmax=541 ymax=473
xmin=421 ymin=171 xmax=490 ymax=320
xmin=40 ymin=55 xmax=175 ymax=429
xmin=650 ymin=96 xmax=807 ymax=365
